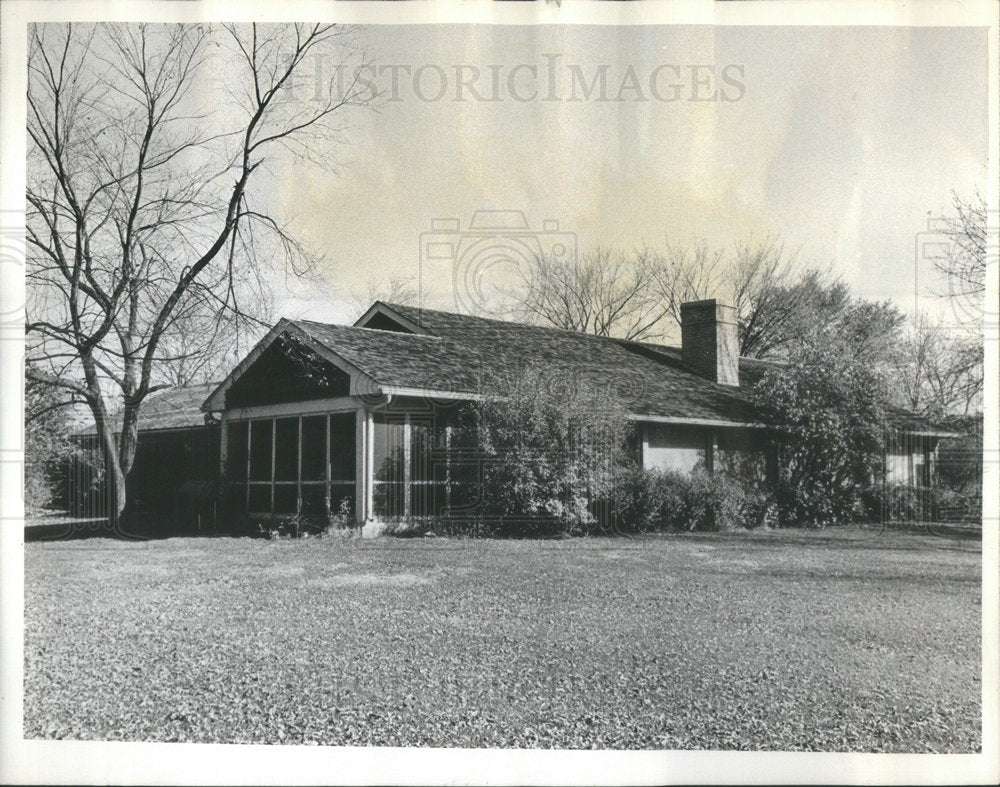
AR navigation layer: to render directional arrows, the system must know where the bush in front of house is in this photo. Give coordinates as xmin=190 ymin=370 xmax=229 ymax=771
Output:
xmin=457 ymin=363 xmax=632 ymax=537
xmin=862 ymin=482 xmax=981 ymax=524
xmin=751 ymin=339 xmax=889 ymax=528
xmin=609 ymin=466 xmax=777 ymax=533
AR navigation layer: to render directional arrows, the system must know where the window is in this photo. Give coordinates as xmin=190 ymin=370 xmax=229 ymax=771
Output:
xmin=329 ymin=412 xmax=357 ymax=517
xmin=226 ymin=421 xmax=248 ymax=483
xmin=301 ymin=416 xmax=325 ymax=481
xmin=228 ymin=412 xmax=356 ymax=517
xmin=249 ymin=420 xmax=272 ymax=482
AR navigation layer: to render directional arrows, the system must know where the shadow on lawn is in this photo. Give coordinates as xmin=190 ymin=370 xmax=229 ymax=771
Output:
xmin=671 ymin=523 xmax=982 ymax=552
xmin=23 ymin=513 xmax=261 ymax=543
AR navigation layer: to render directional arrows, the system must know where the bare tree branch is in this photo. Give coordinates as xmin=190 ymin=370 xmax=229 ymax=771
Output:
xmin=26 ymin=21 xmax=372 ymax=518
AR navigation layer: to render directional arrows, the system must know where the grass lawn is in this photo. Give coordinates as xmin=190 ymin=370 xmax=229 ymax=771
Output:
xmin=23 ymin=527 xmax=981 ymax=751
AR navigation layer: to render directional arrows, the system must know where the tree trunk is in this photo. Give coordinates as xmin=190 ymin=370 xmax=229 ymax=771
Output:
xmin=90 ymin=400 xmax=127 ymax=522
xmin=81 ymin=351 xmax=129 ymax=523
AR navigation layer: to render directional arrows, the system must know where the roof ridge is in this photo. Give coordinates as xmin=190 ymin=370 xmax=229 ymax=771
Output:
xmin=381 ymin=302 xmax=674 ymax=346
xmin=290 ymin=317 xmax=442 ymax=339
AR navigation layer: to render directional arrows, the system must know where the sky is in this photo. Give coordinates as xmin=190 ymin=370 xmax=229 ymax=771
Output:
xmin=256 ymin=23 xmax=989 ymax=327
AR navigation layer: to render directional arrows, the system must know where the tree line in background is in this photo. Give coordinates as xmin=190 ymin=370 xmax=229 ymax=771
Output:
xmin=506 ymin=208 xmax=984 ymax=420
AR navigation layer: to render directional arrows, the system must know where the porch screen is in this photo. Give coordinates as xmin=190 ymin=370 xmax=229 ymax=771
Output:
xmin=372 ymin=413 xmax=450 ymax=519
xmin=226 ymin=412 xmax=356 ymax=516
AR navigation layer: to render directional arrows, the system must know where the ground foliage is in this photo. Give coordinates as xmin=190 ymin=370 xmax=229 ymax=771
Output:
xmin=24 ymin=529 xmax=980 ymax=751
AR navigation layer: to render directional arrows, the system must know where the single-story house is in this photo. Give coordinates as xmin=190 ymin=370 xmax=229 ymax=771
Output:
xmin=186 ymin=299 xmax=956 ymax=526
xmin=73 ymin=298 xmax=959 ymax=527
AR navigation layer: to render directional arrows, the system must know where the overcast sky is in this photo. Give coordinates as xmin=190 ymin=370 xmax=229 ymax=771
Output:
xmin=241 ymin=24 xmax=988 ymax=326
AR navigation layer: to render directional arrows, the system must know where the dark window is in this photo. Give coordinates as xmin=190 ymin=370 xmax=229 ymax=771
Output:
xmin=227 ymin=483 xmax=248 ymax=511
xmin=301 ymin=484 xmax=327 ymax=515
xmin=249 ymin=420 xmax=272 ymax=482
xmin=273 ymin=484 xmax=297 ymax=514
xmin=330 ymin=412 xmax=356 ymax=482
xmin=274 ymin=417 xmax=298 ymax=482
xmin=248 ymin=484 xmax=271 ymax=513
xmin=329 ymin=483 xmax=355 ymax=517
xmin=301 ymin=415 xmax=326 ymax=481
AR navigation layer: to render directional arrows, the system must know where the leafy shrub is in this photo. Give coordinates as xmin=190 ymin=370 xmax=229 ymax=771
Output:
xmin=609 ymin=466 xmax=776 ymax=533
xmin=325 ymin=496 xmax=357 ymax=534
xmin=863 ymin=482 xmax=981 ymax=524
xmin=457 ymin=363 xmax=631 ymax=537
xmin=751 ymin=341 xmax=890 ymax=527
xmin=737 ymin=486 xmax=780 ymax=530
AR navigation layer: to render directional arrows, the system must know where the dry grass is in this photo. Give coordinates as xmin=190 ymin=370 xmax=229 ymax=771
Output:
xmin=23 ymin=526 xmax=981 ymax=750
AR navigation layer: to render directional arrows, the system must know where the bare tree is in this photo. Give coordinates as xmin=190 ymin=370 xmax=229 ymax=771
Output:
xmin=653 ymin=237 xmax=822 ymax=357
xmin=933 ymin=191 xmax=988 ymax=324
xmin=346 ymin=270 xmax=420 ymax=321
xmin=893 ymin=315 xmax=984 ymax=418
xmin=26 ymin=22 xmax=372 ymax=519
xmin=509 ymin=246 xmax=672 ymax=341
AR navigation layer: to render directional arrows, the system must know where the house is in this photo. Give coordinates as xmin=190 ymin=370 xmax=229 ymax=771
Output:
xmin=71 ymin=298 xmax=956 ymax=528
xmin=190 ymin=299 xmax=956 ymax=528
xmin=71 ymin=382 xmax=219 ymax=523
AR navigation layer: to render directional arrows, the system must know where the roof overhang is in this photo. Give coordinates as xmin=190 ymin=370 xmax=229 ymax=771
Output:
xmin=629 ymin=413 xmax=770 ymax=429
xmin=379 ymin=385 xmax=487 ymax=401
xmin=892 ymin=429 xmax=965 ymax=439
xmin=201 ymin=320 xmax=381 ymax=413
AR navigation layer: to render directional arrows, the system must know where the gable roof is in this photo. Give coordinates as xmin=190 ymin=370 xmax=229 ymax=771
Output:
xmin=202 ymin=302 xmax=764 ymax=425
xmin=197 ymin=302 xmax=963 ymax=436
xmin=79 ymin=306 xmax=961 ymax=439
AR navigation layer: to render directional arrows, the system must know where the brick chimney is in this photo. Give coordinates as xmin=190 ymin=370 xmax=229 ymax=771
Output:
xmin=680 ymin=299 xmax=739 ymax=387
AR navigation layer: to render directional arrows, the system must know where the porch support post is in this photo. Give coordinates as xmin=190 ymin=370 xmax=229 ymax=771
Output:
xmin=355 ymin=406 xmax=367 ymax=524
xmin=403 ymin=415 xmax=412 ymax=520
xmin=706 ymin=428 xmax=718 ymax=474
xmin=218 ymin=412 xmax=228 ymax=486
xmin=366 ymin=410 xmax=375 ymax=520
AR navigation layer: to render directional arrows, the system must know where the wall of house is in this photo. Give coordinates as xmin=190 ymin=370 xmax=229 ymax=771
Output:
xmin=641 ymin=424 xmax=710 ymax=474
xmin=885 ymin=433 xmax=937 ymax=487
xmin=128 ymin=427 xmax=218 ymax=514
xmin=67 ymin=426 xmax=218 ymax=521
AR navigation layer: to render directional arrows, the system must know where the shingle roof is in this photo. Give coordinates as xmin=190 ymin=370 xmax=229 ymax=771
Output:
xmin=290 ymin=303 xmax=762 ymax=424
xmin=78 ymin=382 xmax=218 ymax=436
xmin=884 ymin=407 xmax=963 ymax=436
xmin=83 ymin=306 xmax=963 ymax=438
